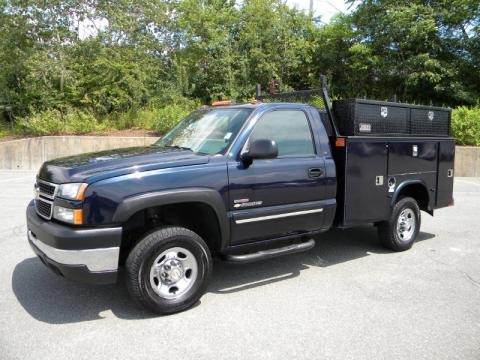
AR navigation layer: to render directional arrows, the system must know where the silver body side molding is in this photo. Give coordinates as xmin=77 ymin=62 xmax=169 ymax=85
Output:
xmin=235 ymin=208 xmax=323 ymax=224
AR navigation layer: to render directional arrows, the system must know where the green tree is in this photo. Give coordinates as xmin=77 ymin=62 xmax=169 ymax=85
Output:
xmin=347 ymin=0 xmax=480 ymax=105
xmin=1 ymin=0 xmax=479 ymax=131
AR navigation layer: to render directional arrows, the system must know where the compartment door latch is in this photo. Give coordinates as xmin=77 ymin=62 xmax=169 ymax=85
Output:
xmin=412 ymin=145 xmax=418 ymax=157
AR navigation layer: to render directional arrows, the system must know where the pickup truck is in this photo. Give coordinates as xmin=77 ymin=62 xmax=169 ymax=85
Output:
xmin=26 ymin=81 xmax=455 ymax=314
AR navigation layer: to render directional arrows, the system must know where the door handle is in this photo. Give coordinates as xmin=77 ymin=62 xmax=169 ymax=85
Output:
xmin=308 ymin=168 xmax=324 ymax=178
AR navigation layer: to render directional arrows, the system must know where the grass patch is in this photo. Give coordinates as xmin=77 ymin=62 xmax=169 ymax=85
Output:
xmin=3 ymin=98 xmax=199 ymax=138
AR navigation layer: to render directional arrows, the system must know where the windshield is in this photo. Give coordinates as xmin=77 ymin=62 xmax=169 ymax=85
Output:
xmin=156 ymin=108 xmax=253 ymax=155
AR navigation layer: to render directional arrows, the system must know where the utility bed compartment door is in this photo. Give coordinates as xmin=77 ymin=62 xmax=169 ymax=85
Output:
xmin=344 ymin=141 xmax=388 ymax=225
xmin=388 ymin=142 xmax=438 ymax=175
xmin=436 ymin=140 xmax=455 ymax=208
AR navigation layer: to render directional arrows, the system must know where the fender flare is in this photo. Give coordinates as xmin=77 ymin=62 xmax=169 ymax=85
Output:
xmin=391 ymin=180 xmax=431 ymax=211
xmin=113 ymin=187 xmax=229 ymax=250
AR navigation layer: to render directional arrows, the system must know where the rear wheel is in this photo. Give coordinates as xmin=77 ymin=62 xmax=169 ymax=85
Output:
xmin=126 ymin=226 xmax=212 ymax=314
xmin=378 ymin=197 xmax=421 ymax=251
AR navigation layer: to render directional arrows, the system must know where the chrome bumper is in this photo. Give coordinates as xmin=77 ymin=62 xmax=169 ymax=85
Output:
xmin=28 ymin=230 xmax=119 ymax=272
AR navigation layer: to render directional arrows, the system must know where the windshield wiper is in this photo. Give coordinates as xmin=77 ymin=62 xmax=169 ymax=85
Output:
xmin=164 ymin=145 xmax=193 ymax=151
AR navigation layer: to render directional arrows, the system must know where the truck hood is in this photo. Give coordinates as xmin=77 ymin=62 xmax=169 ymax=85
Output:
xmin=37 ymin=146 xmax=210 ymax=184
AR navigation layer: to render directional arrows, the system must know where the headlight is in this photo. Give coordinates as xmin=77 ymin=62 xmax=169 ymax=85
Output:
xmin=57 ymin=183 xmax=88 ymax=200
xmin=53 ymin=206 xmax=83 ymax=225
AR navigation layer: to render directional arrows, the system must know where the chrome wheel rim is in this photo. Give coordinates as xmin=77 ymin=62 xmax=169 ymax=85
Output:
xmin=149 ymin=247 xmax=198 ymax=299
xmin=396 ymin=208 xmax=415 ymax=242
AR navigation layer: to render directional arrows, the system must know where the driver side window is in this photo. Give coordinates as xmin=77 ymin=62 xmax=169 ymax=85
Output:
xmin=250 ymin=110 xmax=316 ymax=158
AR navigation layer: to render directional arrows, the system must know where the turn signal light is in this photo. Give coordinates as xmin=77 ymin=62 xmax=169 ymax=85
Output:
xmin=73 ymin=209 xmax=83 ymax=225
xmin=76 ymin=183 xmax=88 ymax=201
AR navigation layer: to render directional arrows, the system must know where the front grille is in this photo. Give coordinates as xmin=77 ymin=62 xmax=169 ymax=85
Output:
xmin=38 ymin=182 xmax=56 ymax=197
xmin=35 ymin=198 xmax=53 ymax=219
xmin=35 ymin=179 xmax=57 ymax=220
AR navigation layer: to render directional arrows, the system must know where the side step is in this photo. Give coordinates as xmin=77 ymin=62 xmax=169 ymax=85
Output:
xmin=224 ymin=239 xmax=316 ymax=264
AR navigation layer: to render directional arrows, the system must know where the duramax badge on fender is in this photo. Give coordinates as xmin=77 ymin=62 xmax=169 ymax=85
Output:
xmin=26 ymin=77 xmax=455 ymax=314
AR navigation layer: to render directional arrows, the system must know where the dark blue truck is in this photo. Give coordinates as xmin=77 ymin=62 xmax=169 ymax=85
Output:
xmin=26 ymin=82 xmax=455 ymax=314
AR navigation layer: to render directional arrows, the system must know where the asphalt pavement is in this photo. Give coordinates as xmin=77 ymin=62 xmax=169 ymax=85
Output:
xmin=0 ymin=170 xmax=479 ymax=360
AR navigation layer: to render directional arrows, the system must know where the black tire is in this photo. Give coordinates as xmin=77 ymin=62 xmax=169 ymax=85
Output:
xmin=126 ymin=226 xmax=212 ymax=315
xmin=377 ymin=197 xmax=421 ymax=252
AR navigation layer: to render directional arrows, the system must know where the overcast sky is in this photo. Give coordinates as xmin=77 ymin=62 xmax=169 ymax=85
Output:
xmin=286 ymin=0 xmax=353 ymax=23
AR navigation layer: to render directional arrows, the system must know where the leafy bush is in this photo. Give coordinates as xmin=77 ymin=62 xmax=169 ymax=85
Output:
xmin=152 ymin=100 xmax=199 ymax=134
xmin=451 ymin=106 xmax=480 ymax=146
xmin=99 ymin=99 xmax=198 ymax=133
xmin=6 ymin=98 xmax=200 ymax=138
xmin=103 ymin=110 xmax=139 ymax=130
xmin=14 ymin=108 xmax=100 ymax=135
xmin=0 ymin=121 xmax=10 ymax=138
xmin=152 ymin=105 xmax=192 ymax=134
xmin=64 ymin=110 xmax=98 ymax=134
xmin=15 ymin=109 xmax=65 ymax=135
xmin=136 ymin=108 xmax=158 ymax=129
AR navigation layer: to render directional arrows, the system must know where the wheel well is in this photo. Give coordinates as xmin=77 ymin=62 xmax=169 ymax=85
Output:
xmin=396 ymin=183 xmax=429 ymax=212
xmin=119 ymin=202 xmax=222 ymax=264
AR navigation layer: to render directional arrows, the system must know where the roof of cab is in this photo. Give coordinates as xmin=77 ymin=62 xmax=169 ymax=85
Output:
xmin=209 ymin=102 xmax=313 ymax=110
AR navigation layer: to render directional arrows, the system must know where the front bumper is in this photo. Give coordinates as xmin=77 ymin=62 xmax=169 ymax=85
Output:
xmin=26 ymin=200 xmax=122 ymax=284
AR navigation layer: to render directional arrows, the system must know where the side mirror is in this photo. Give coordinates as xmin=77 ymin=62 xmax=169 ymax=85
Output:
xmin=241 ymin=139 xmax=278 ymax=164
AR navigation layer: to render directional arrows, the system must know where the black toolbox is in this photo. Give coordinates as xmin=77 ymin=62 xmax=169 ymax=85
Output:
xmin=332 ymin=99 xmax=451 ymax=136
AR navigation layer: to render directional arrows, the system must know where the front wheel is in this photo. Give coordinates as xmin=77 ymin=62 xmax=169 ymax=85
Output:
xmin=377 ymin=197 xmax=421 ymax=252
xmin=126 ymin=226 xmax=212 ymax=315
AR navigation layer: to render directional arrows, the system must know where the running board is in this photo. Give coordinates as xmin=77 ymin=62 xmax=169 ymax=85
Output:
xmin=224 ymin=239 xmax=316 ymax=263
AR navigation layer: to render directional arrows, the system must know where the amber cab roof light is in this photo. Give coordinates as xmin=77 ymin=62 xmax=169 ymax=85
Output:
xmin=211 ymin=100 xmax=234 ymax=107
xmin=335 ymin=137 xmax=346 ymax=148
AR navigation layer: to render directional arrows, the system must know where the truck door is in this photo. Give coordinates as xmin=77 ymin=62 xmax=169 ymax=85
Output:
xmin=227 ymin=109 xmax=332 ymax=245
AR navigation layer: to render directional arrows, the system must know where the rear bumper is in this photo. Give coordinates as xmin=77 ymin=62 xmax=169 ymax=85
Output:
xmin=26 ymin=200 xmax=122 ymax=284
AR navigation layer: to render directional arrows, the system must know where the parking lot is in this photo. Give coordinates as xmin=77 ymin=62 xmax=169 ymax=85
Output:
xmin=0 ymin=170 xmax=479 ymax=360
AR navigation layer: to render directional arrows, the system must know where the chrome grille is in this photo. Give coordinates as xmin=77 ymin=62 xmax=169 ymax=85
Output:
xmin=35 ymin=199 xmax=53 ymax=219
xmin=35 ymin=179 xmax=58 ymax=220
xmin=38 ymin=182 xmax=56 ymax=197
